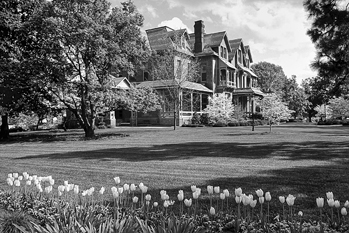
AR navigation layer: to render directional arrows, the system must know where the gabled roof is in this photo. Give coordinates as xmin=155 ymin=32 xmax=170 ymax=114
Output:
xmin=110 ymin=76 xmax=132 ymax=89
xmin=146 ymin=26 xmax=193 ymax=56
xmin=228 ymin=38 xmax=245 ymax=60
xmin=233 ymin=87 xmax=265 ymax=97
xmin=188 ymin=31 xmax=231 ymax=53
xmin=136 ymin=79 xmax=213 ymax=93
xmin=244 ymin=45 xmax=253 ymax=63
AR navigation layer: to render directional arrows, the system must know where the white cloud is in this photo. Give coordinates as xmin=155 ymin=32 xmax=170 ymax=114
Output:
xmin=158 ymin=17 xmax=193 ymax=33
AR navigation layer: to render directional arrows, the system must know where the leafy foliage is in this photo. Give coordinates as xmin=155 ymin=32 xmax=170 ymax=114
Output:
xmin=304 ymin=0 xmax=349 ymax=96
xmin=204 ymin=93 xmax=234 ymax=125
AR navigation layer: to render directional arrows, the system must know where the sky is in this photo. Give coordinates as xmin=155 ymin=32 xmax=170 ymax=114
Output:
xmin=110 ymin=0 xmax=319 ymax=84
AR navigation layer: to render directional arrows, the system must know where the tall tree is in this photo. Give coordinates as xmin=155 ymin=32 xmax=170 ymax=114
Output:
xmin=251 ymin=61 xmax=288 ymax=95
xmin=147 ymin=46 xmax=201 ymax=130
xmin=304 ymin=0 xmax=349 ymax=96
xmin=22 ymin=0 xmax=149 ymax=137
xmin=0 ymin=0 xmax=47 ymax=139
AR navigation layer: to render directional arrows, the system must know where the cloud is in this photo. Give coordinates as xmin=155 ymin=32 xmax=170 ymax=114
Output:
xmin=140 ymin=5 xmax=159 ymax=18
xmin=158 ymin=17 xmax=193 ymax=33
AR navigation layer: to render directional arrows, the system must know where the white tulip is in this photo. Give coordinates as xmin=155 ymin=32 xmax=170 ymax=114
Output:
xmin=265 ymin=192 xmax=271 ymax=202
xmin=18 ymin=176 xmax=23 ymax=181
xmin=133 ymin=196 xmax=139 ymax=203
xmin=279 ymin=196 xmax=285 ymax=204
xmin=286 ymin=194 xmax=296 ymax=206
xmin=220 ymin=193 xmax=226 ymax=200
xmin=13 ymin=173 xmax=18 ymax=178
xmin=26 ymin=180 xmax=31 ymax=186
xmin=145 ymin=194 xmax=151 ymax=201
xmin=327 ymin=198 xmax=335 ymax=207
xmin=210 ymin=207 xmax=215 ymax=215
xmin=207 ymin=185 xmax=213 ymax=195
xmin=123 ymin=184 xmax=130 ymax=191
xmin=153 ymin=202 xmax=158 ymax=207
xmin=163 ymin=200 xmax=169 ymax=208
xmin=118 ymin=187 xmax=124 ymax=194
xmin=14 ymin=180 xmax=20 ymax=187
xmin=184 ymin=198 xmax=192 ymax=207
xmin=6 ymin=178 xmax=13 ymax=186
xmin=344 ymin=200 xmax=349 ymax=208
xmin=316 ymin=197 xmax=324 ymax=208
xmin=177 ymin=193 xmax=184 ymax=201
xmin=114 ymin=177 xmax=120 ymax=184
xmin=256 ymin=189 xmax=263 ymax=197
xmin=191 ymin=185 xmax=196 ymax=192
xmin=8 ymin=173 xmax=13 ymax=178
xmin=326 ymin=192 xmax=334 ymax=200
xmin=334 ymin=200 xmax=340 ymax=208
xmin=99 ymin=187 xmax=105 ymax=195
xmin=235 ymin=196 xmax=241 ymax=204
xmin=298 ymin=211 xmax=303 ymax=217
xmin=130 ymin=183 xmax=136 ymax=191
xmin=235 ymin=188 xmax=242 ymax=197
xmin=250 ymin=199 xmax=257 ymax=208
xmin=259 ymin=196 xmax=265 ymax=204
xmin=223 ymin=189 xmax=230 ymax=197
xmin=214 ymin=186 xmax=220 ymax=194
xmin=74 ymin=185 xmax=79 ymax=194
xmin=341 ymin=207 xmax=347 ymax=216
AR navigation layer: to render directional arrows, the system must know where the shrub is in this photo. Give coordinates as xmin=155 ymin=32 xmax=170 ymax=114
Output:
xmin=0 ymin=210 xmax=36 ymax=233
xmin=342 ymin=119 xmax=349 ymax=125
xmin=191 ymin=112 xmax=201 ymax=125
xmin=199 ymin=113 xmax=209 ymax=125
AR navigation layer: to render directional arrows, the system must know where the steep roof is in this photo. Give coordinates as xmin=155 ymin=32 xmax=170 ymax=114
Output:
xmin=244 ymin=45 xmax=253 ymax=63
xmin=228 ymin=38 xmax=243 ymax=60
xmin=188 ymin=31 xmax=231 ymax=53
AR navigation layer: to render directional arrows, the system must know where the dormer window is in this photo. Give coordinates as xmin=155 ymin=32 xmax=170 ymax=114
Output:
xmin=220 ymin=46 xmax=224 ymax=57
xmin=238 ymin=49 xmax=242 ymax=63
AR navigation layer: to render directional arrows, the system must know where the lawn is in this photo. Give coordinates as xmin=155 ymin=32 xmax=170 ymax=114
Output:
xmin=0 ymin=123 xmax=348 ymax=217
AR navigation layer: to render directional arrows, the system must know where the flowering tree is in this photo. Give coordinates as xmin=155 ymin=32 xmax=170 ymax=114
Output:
xmin=204 ymin=93 xmax=234 ymax=124
xmin=260 ymin=94 xmax=293 ymax=132
xmin=328 ymin=96 xmax=349 ymax=119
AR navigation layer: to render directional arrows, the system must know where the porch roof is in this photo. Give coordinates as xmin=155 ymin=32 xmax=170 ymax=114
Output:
xmin=233 ymin=87 xmax=265 ymax=97
xmin=137 ymin=80 xmax=213 ymax=93
xmin=238 ymin=64 xmax=258 ymax=78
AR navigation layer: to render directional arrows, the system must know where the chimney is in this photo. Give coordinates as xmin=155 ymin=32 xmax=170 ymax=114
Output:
xmin=194 ymin=20 xmax=205 ymax=53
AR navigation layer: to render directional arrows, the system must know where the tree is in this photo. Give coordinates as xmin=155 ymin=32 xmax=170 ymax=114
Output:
xmin=260 ymin=94 xmax=293 ymax=132
xmin=304 ymin=0 xmax=349 ymax=96
xmin=301 ymin=77 xmax=329 ymax=122
xmin=281 ymin=75 xmax=307 ymax=119
xmin=0 ymin=0 xmax=48 ymax=139
xmin=22 ymin=0 xmax=149 ymax=137
xmin=251 ymin=61 xmax=288 ymax=95
xmin=204 ymin=93 xmax=234 ymax=125
xmin=148 ymin=44 xmax=201 ymax=130
xmin=328 ymin=96 xmax=349 ymax=119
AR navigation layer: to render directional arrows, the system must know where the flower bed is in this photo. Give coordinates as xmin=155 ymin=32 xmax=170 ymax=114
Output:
xmin=1 ymin=172 xmax=349 ymax=232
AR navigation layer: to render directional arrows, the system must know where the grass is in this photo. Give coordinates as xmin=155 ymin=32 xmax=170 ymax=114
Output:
xmin=0 ymin=123 xmax=348 ymax=218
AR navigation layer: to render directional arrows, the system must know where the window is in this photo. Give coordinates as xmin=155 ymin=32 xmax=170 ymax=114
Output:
xmin=202 ymin=94 xmax=209 ymax=109
xmin=238 ymin=50 xmax=242 ymax=63
xmin=220 ymin=46 xmax=224 ymax=57
xmin=176 ymin=60 xmax=182 ymax=78
xmin=144 ymin=71 xmax=149 ymax=81
xmin=201 ymin=63 xmax=207 ymax=82
xmin=223 ymin=47 xmax=227 ymax=59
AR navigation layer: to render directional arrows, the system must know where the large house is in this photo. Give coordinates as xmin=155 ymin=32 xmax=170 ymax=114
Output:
xmin=128 ymin=20 xmax=264 ymax=126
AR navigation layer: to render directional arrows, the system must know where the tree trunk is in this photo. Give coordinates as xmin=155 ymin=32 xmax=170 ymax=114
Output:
xmin=269 ymin=118 xmax=272 ymax=133
xmin=84 ymin=125 xmax=95 ymax=138
xmin=0 ymin=114 xmax=10 ymax=140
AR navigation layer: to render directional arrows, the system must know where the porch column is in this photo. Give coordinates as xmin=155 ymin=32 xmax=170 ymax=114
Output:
xmin=200 ymin=93 xmax=202 ymax=111
xmin=244 ymin=74 xmax=247 ymax=88
xmin=191 ymin=92 xmax=193 ymax=113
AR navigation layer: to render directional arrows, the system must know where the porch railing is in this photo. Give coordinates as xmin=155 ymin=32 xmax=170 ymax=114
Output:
xmin=219 ymin=80 xmax=235 ymax=88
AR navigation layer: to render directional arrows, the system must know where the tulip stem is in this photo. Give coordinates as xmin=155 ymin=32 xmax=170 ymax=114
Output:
xmin=267 ymin=202 xmax=270 ymax=224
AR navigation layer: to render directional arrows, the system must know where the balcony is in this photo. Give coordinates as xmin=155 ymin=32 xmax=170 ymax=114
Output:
xmin=219 ymin=80 xmax=236 ymax=88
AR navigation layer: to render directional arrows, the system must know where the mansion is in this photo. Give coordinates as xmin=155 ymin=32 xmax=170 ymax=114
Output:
xmin=117 ymin=20 xmax=265 ymax=126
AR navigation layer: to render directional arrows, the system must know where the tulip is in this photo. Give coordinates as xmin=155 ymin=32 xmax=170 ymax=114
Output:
xmin=235 ymin=196 xmax=241 ymax=204
xmin=195 ymin=188 xmax=201 ymax=195
xmin=326 ymin=192 xmax=334 ymax=200
xmin=14 ymin=180 xmax=20 ymax=187
xmin=58 ymin=191 xmax=63 ymax=196
xmin=223 ymin=189 xmax=230 ymax=197
xmin=6 ymin=178 xmax=13 ymax=186
xmin=114 ymin=177 xmax=120 ymax=184
xmin=193 ymin=191 xmax=199 ymax=199
xmin=256 ymin=189 xmax=263 ymax=197
xmin=298 ymin=211 xmax=303 ymax=217
xmin=133 ymin=196 xmax=139 ymax=203
xmin=18 ymin=176 xmax=23 ymax=181
xmin=26 ymin=180 xmax=31 ymax=186
xmin=334 ymin=200 xmax=340 ymax=208
xmin=259 ymin=196 xmax=265 ymax=204
xmin=28 ymin=176 xmax=33 ymax=181
xmin=140 ymin=185 xmax=148 ymax=193
xmin=130 ymin=184 xmax=136 ymax=191
xmin=99 ymin=187 xmax=105 ymax=195
xmin=63 ymin=180 xmax=68 ymax=186
xmin=177 ymin=193 xmax=184 ymax=201
xmin=184 ymin=198 xmax=192 ymax=207
xmin=220 ymin=193 xmax=226 ymax=200
xmin=235 ymin=187 xmax=242 ymax=197
xmin=286 ymin=194 xmax=296 ymax=206
xmin=123 ymin=184 xmax=129 ymax=191
xmin=316 ymin=197 xmax=324 ymax=208
xmin=13 ymin=173 xmax=18 ymax=178
xmin=214 ymin=186 xmax=220 ymax=194
xmin=145 ymin=194 xmax=151 ymax=201
xmin=23 ymin=173 xmax=29 ymax=180
xmin=153 ymin=202 xmax=158 ymax=207
xmin=118 ymin=187 xmax=124 ymax=194
xmin=139 ymin=182 xmax=144 ymax=188
xmin=265 ymin=192 xmax=271 ymax=202
xmin=345 ymin=200 xmax=349 ymax=208
xmin=45 ymin=186 xmax=52 ymax=194
xmin=191 ymin=185 xmax=196 ymax=192
xmin=327 ymin=198 xmax=335 ymax=207
xmin=250 ymin=199 xmax=257 ymax=208
xmin=164 ymin=200 xmax=169 ymax=208
xmin=49 ymin=179 xmax=55 ymax=186
xmin=207 ymin=185 xmax=213 ymax=195
xmin=74 ymin=185 xmax=79 ymax=194
xmin=341 ymin=207 xmax=347 ymax=216
xmin=210 ymin=207 xmax=215 ymax=215
xmin=8 ymin=173 xmax=13 ymax=178
xmin=279 ymin=196 xmax=285 ymax=204
xmin=242 ymin=194 xmax=250 ymax=206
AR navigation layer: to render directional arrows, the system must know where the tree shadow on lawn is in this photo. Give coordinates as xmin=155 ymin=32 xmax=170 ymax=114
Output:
xmin=14 ymin=140 xmax=349 ymax=162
